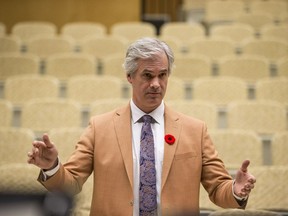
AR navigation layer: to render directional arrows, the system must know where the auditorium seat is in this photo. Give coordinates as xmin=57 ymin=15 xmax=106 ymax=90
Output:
xmin=246 ymin=165 xmax=288 ymax=212
xmin=172 ymin=54 xmax=212 ymax=81
xmin=0 ymin=36 xmax=21 ymax=53
xmin=0 ymin=99 xmax=13 ymax=127
xmin=271 ymin=132 xmax=288 ymax=166
xmin=90 ymin=98 xmax=128 ymax=117
xmin=0 ymin=127 xmax=35 ymax=165
xmin=260 ymin=24 xmax=288 ymax=42
xmin=277 ymin=57 xmax=288 ymax=77
xmin=209 ymin=129 xmax=263 ymax=169
xmin=210 ymin=23 xmax=255 ymax=45
xmin=11 ymin=21 xmax=57 ymax=50
xmin=46 ymin=53 xmax=97 ymax=80
xmin=0 ymin=53 xmax=39 ymax=80
xmin=79 ymin=35 xmax=127 ymax=65
xmin=0 ymin=163 xmax=45 ymax=194
xmin=234 ymin=13 xmax=275 ymax=33
xmin=166 ymin=100 xmax=218 ymax=129
xmin=193 ymin=77 xmax=247 ymax=106
xmin=4 ymin=74 xmax=60 ymax=106
xmin=203 ymin=0 xmax=246 ymax=26
xmin=66 ymin=75 xmax=124 ymax=106
xmin=240 ymin=38 xmax=288 ymax=62
xmin=185 ymin=37 xmax=237 ymax=61
xmin=61 ymin=22 xmax=107 ymax=45
xmin=255 ymin=77 xmax=288 ymax=107
xmin=21 ymin=98 xmax=82 ymax=135
xmin=158 ymin=35 xmax=184 ymax=56
xmin=218 ymin=54 xmax=270 ymax=83
xmin=49 ymin=127 xmax=84 ymax=163
xmin=249 ymin=1 xmax=288 ymax=20
xmin=160 ymin=22 xmax=206 ymax=47
xmin=227 ymin=100 xmax=287 ymax=135
xmin=164 ymin=77 xmax=186 ymax=100
xmin=101 ymin=53 xmax=126 ymax=79
xmin=110 ymin=21 xmax=157 ymax=43
xmin=26 ymin=35 xmax=75 ymax=59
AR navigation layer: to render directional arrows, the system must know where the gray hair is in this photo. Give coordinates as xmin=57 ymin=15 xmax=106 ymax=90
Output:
xmin=123 ymin=37 xmax=174 ymax=76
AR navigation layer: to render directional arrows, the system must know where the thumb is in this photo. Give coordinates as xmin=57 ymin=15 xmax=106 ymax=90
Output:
xmin=42 ymin=133 xmax=53 ymax=148
xmin=240 ymin=159 xmax=250 ymax=173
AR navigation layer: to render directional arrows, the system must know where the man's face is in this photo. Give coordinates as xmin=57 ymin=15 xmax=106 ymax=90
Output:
xmin=127 ymin=52 xmax=169 ymax=113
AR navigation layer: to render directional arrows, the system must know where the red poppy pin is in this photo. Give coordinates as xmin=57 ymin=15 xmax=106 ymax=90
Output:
xmin=165 ymin=134 xmax=175 ymax=145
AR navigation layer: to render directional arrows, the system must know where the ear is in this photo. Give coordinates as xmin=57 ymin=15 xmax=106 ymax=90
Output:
xmin=127 ymin=74 xmax=132 ymax=84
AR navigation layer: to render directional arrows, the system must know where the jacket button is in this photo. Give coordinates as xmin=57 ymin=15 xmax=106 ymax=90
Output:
xmin=129 ymin=200 xmax=134 ymax=206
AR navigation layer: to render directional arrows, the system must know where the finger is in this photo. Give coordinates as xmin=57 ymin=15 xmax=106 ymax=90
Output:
xmin=42 ymin=133 xmax=53 ymax=148
xmin=248 ymin=176 xmax=256 ymax=184
xmin=32 ymin=140 xmax=46 ymax=148
xmin=240 ymin=159 xmax=250 ymax=172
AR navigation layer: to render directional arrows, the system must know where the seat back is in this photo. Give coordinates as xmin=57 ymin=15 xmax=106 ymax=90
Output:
xmin=0 ymin=127 xmax=35 ymax=165
xmin=256 ymin=77 xmax=288 ymax=106
xmin=5 ymin=75 xmax=59 ymax=105
xmin=21 ymin=98 xmax=82 ymax=133
xmin=241 ymin=39 xmax=288 ymax=62
xmin=46 ymin=53 xmax=96 ymax=80
xmin=27 ymin=36 xmax=75 ymax=59
xmin=227 ymin=100 xmax=287 ymax=134
xmin=0 ymin=100 xmax=13 ymax=127
xmin=193 ymin=77 xmax=247 ymax=106
xmin=0 ymin=36 xmax=21 ymax=53
xmin=167 ymin=100 xmax=218 ymax=129
xmin=271 ymin=132 xmax=288 ymax=166
xmin=66 ymin=75 xmax=124 ymax=105
xmin=0 ymin=53 xmax=39 ymax=80
xmin=61 ymin=22 xmax=107 ymax=41
xmin=218 ymin=54 xmax=270 ymax=83
xmin=11 ymin=21 xmax=56 ymax=44
xmin=209 ymin=129 xmax=263 ymax=169
xmin=111 ymin=22 xmax=156 ymax=42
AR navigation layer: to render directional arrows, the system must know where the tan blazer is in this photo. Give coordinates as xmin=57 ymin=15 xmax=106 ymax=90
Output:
xmin=39 ymin=104 xmax=242 ymax=216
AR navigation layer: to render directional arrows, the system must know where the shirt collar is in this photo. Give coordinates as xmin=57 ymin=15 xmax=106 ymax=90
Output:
xmin=130 ymin=99 xmax=164 ymax=124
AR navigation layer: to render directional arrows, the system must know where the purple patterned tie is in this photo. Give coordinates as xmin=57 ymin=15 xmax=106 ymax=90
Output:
xmin=139 ymin=115 xmax=157 ymax=216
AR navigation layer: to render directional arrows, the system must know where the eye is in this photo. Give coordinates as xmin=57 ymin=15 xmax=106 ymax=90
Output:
xmin=143 ymin=72 xmax=153 ymax=79
xmin=159 ymin=72 xmax=168 ymax=79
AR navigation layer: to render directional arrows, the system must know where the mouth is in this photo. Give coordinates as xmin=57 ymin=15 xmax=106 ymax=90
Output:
xmin=147 ymin=92 xmax=161 ymax=96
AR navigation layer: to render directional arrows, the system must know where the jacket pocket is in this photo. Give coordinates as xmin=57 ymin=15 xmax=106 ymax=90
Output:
xmin=174 ymin=152 xmax=197 ymax=160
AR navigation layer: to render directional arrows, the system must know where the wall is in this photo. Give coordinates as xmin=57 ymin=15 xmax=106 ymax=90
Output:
xmin=0 ymin=0 xmax=141 ymax=33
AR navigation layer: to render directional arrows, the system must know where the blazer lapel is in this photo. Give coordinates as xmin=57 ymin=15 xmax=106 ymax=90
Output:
xmin=161 ymin=105 xmax=181 ymax=190
xmin=114 ymin=104 xmax=134 ymax=189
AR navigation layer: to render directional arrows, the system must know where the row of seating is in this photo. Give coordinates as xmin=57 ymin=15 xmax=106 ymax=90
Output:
xmin=0 ymin=21 xmax=287 ymax=60
xmin=182 ymin=0 xmax=288 ymax=26
xmin=1 ymin=53 xmax=288 ymax=81
xmin=0 ymin=97 xmax=287 ymax=134
xmin=1 ymin=75 xmax=287 ymax=105
xmin=0 ymin=126 xmax=287 ymax=177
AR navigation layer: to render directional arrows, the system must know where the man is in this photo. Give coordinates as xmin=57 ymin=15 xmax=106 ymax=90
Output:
xmin=28 ymin=37 xmax=256 ymax=216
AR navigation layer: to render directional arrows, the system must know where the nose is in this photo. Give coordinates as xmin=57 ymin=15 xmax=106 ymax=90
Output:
xmin=150 ymin=77 xmax=160 ymax=89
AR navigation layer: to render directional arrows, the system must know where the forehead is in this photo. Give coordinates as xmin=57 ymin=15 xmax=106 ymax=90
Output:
xmin=137 ymin=52 xmax=169 ymax=72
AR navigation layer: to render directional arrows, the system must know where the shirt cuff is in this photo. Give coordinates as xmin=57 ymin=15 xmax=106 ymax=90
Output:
xmin=232 ymin=180 xmax=248 ymax=201
xmin=41 ymin=158 xmax=60 ymax=181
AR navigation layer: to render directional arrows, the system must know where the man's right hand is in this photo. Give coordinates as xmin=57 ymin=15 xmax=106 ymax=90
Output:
xmin=27 ymin=133 xmax=58 ymax=170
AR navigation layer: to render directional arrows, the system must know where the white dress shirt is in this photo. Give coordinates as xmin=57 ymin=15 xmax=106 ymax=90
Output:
xmin=130 ymin=99 xmax=165 ymax=216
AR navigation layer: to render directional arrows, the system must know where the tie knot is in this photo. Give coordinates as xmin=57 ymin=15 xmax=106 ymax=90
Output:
xmin=142 ymin=115 xmax=153 ymax=124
